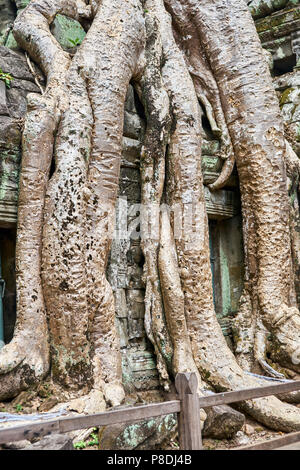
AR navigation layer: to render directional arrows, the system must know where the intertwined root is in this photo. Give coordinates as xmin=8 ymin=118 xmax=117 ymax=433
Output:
xmin=0 ymin=0 xmax=72 ymax=400
xmin=0 ymin=0 xmax=145 ymax=405
xmin=136 ymin=0 xmax=300 ymax=433
xmin=0 ymin=92 xmax=56 ymax=399
xmin=0 ymin=337 xmax=49 ymax=400
xmin=2 ymin=0 xmax=300 ymax=436
xmin=233 ymin=141 xmax=300 ymax=378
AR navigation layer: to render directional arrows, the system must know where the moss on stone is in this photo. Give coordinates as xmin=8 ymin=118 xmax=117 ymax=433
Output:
xmin=4 ymin=31 xmax=19 ymax=50
xmin=280 ymin=87 xmax=295 ymax=106
xmin=256 ymin=7 xmax=300 ymax=34
xmin=51 ymin=14 xmax=86 ymax=50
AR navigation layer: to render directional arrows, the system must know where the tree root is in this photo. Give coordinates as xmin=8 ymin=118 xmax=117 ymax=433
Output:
xmin=151 ymin=0 xmax=300 ymax=432
xmin=137 ymin=10 xmax=174 ymax=390
xmin=164 ymin=0 xmax=236 ymax=190
xmin=1 ymin=0 xmax=144 ymax=406
xmin=0 ymin=93 xmax=56 ymax=399
xmin=0 ymin=0 xmax=83 ymax=401
xmin=4 ymin=0 xmax=300 ymax=436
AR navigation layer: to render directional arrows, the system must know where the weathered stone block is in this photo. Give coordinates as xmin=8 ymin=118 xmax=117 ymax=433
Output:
xmin=256 ymin=6 xmax=300 ymax=42
xmin=128 ymin=351 xmax=157 ymax=373
xmin=98 ymin=413 xmax=177 ymax=450
xmin=0 ymin=46 xmax=35 ymax=81
xmin=204 ymin=187 xmax=240 ymax=220
xmin=0 ymin=0 xmax=15 ymax=46
xmin=128 ymin=264 xmax=144 ymax=289
xmin=255 ymin=6 xmax=300 ymax=75
xmin=6 ymin=87 xmax=27 ymax=118
xmin=51 ymin=14 xmax=86 ymax=50
xmin=249 ymin=0 xmax=290 ymax=20
xmin=117 ymin=317 xmax=129 ymax=349
xmin=38 ymin=397 xmax=59 ymax=412
xmin=203 ymin=404 xmax=245 ymax=439
xmin=123 ymin=111 xmax=145 ymax=140
xmin=114 ymin=288 xmax=127 ymax=318
xmin=202 ymin=139 xmax=220 ymax=156
xmin=119 ymin=167 xmax=141 ymax=202
xmin=127 ymin=289 xmax=145 ymax=319
xmin=0 ymin=116 xmax=22 ymax=227
xmin=25 ymin=434 xmax=73 ymax=450
xmin=125 ymin=85 xmax=138 ymax=114
xmin=127 ymin=245 xmax=144 ymax=266
xmin=128 ymin=318 xmax=144 ymax=340
xmin=122 ymin=136 xmax=141 ymax=166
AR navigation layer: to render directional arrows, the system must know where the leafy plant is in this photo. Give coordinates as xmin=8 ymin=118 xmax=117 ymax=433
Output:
xmin=0 ymin=68 xmax=13 ymax=88
xmin=87 ymin=432 xmax=99 ymax=447
xmin=15 ymin=404 xmax=23 ymax=413
xmin=74 ymin=441 xmax=86 ymax=449
xmin=68 ymin=37 xmax=81 ymax=47
xmin=73 ymin=429 xmax=99 ymax=450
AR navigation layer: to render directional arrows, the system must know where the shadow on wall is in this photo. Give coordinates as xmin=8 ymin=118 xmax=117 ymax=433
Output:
xmin=0 ymin=227 xmax=16 ymax=345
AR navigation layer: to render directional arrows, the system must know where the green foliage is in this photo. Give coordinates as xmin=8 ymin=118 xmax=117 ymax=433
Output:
xmin=0 ymin=68 xmax=13 ymax=88
xmin=87 ymin=432 xmax=99 ymax=447
xmin=73 ymin=429 xmax=99 ymax=450
xmin=74 ymin=441 xmax=86 ymax=449
xmin=68 ymin=37 xmax=81 ymax=47
xmin=15 ymin=404 xmax=23 ymax=413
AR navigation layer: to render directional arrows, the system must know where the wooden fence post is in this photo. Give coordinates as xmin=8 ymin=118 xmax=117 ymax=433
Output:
xmin=175 ymin=372 xmax=203 ymax=450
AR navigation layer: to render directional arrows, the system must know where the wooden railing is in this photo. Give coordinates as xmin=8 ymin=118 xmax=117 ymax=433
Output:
xmin=1 ymin=373 xmax=300 ymax=450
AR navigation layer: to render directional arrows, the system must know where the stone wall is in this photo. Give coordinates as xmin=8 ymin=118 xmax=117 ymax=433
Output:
xmin=254 ymin=2 xmax=300 ymax=155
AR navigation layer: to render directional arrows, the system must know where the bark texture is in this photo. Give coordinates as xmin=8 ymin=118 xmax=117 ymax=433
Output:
xmin=1 ymin=0 xmax=300 ymax=434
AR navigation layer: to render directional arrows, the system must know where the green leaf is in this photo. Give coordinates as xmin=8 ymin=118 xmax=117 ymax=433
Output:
xmin=0 ymin=68 xmax=13 ymax=88
xmin=15 ymin=404 xmax=23 ymax=412
xmin=68 ymin=37 xmax=81 ymax=47
xmin=74 ymin=441 xmax=86 ymax=449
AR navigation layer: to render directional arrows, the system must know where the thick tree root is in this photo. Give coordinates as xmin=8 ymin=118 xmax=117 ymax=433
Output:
xmin=149 ymin=0 xmax=300 ymax=432
xmin=3 ymin=0 xmax=300 ymax=436
xmin=138 ymin=10 xmax=179 ymax=389
xmin=1 ymin=0 xmax=143 ymax=407
xmin=233 ymin=141 xmax=300 ymax=378
xmin=0 ymin=94 xmax=56 ymax=399
xmin=0 ymin=0 xmax=83 ymax=400
xmin=41 ymin=67 xmax=93 ymax=388
xmin=193 ymin=309 xmax=300 ymax=432
xmin=164 ymin=0 xmax=236 ymax=190
xmin=180 ymin=0 xmax=300 ymax=374
xmin=42 ymin=0 xmax=145 ymax=403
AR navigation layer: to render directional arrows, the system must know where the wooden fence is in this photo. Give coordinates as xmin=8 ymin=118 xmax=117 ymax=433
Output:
xmin=1 ymin=373 xmax=300 ymax=450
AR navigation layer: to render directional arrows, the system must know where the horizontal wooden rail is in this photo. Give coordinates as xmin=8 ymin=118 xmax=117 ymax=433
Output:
xmin=198 ymin=380 xmax=300 ymax=408
xmin=1 ymin=375 xmax=300 ymax=449
xmin=0 ymin=400 xmax=180 ymax=444
xmin=236 ymin=430 xmax=300 ymax=450
xmin=59 ymin=400 xmax=181 ymax=433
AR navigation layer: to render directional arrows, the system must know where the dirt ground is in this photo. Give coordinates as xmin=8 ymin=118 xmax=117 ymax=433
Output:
xmin=0 ymin=386 xmax=298 ymax=450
